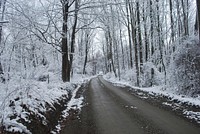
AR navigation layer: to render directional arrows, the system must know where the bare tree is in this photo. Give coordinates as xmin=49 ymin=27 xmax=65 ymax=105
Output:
xmin=0 ymin=0 xmax=7 ymax=83
xmin=181 ymin=0 xmax=189 ymax=36
xmin=128 ymin=0 xmax=139 ymax=86
xmin=136 ymin=1 xmax=143 ymax=75
xmin=61 ymin=0 xmax=79 ymax=82
xmin=169 ymin=0 xmax=175 ymax=43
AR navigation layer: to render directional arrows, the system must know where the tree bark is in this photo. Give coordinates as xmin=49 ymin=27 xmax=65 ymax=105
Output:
xmin=83 ymin=32 xmax=89 ymax=74
xmin=156 ymin=0 xmax=166 ymax=84
xmin=61 ymin=1 xmax=70 ymax=82
xmin=125 ymin=0 xmax=133 ymax=68
xmin=0 ymin=0 xmax=7 ymax=83
xmin=181 ymin=0 xmax=189 ymax=36
xmin=119 ymin=28 xmax=125 ymax=69
xmin=108 ymin=30 xmax=117 ymax=77
xmin=197 ymin=0 xmax=200 ymax=42
xmin=69 ymin=0 xmax=79 ymax=78
xmin=169 ymin=0 xmax=175 ymax=43
xmin=142 ymin=1 xmax=148 ymax=62
xmin=61 ymin=0 xmax=79 ymax=82
xmin=195 ymin=11 xmax=198 ymax=33
xmin=83 ymin=50 xmax=88 ymax=74
xmin=128 ymin=1 xmax=139 ymax=86
xmin=136 ymin=1 xmax=143 ymax=74
xmin=149 ymin=0 xmax=154 ymax=56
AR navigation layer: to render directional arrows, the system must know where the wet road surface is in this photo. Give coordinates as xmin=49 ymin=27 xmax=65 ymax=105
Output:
xmin=61 ymin=76 xmax=200 ymax=134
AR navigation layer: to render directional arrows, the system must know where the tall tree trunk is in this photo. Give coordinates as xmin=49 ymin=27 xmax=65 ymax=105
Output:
xmin=83 ymin=32 xmax=89 ymax=74
xmin=126 ymin=0 xmax=133 ymax=68
xmin=119 ymin=28 xmax=125 ymax=69
xmin=129 ymin=1 xmax=139 ymax=86
xmin=175 ymin=0 xmax=183 ymax=48
xmin=102 ymin=38 xmax=108 ymax=73
xmin=181 ymin=0 xmax=189 ymax=36
xmin=83 ymin=48 xmax=88 ymax=74
xmin=149 ymin=0 xmax=154 ymax=86
xmin=197 ymin=0 xmax=200 ymax=42
xmin=0 ymin=0 xmax=7 ymax=43
xmin=142 ymin=1 xmax=148 ymax=62
xmin=105 ymin=33 xmax=111 ymax=72
xmin=195 ymin=11 xmax=198 ymax=33
xmin=169 ymin=0 xmax=175 ymax=43
xmin=0 ymin=0 xmax=7 ymax=83
xmin=117 ymin=6 xmax=125 ymax=70
xmin=136 ymin=1 xmax=143 ymax=74
xmin=150 ymin=0 xmax=154 ymax=56
xmin=61 ymin=1 xmax=70 ymax=82
xmin=156 ymin=0 xmax=166 ymax=85
xmin=108 ymin=30 xmax=117 ymax=77
xmin=110 ymin=5 xmax=117 ymax=77
xmin=115 ymin=35 xmax=120 ymax=80
xmin=61 ymin=0 xmax=79 ymax=82
xmin=70 ymin=0 xmax=79 ymax=78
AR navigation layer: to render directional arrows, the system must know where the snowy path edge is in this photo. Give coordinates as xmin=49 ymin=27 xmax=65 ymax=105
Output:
xmin=51 ymin=85 xmax=84 ymax=134
xmin=103 ymin=75 xmax=200 ymax=124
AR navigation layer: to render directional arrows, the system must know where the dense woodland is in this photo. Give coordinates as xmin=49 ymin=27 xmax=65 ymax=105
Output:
xmin=0 ymin=0 xmax=200 ymax=96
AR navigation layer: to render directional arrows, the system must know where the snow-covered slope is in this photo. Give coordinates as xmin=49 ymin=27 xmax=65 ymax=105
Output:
xmin=0 ymin=72 xmax=94 ymax=133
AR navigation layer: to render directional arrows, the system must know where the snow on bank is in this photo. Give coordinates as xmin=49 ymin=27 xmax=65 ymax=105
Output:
xmin=103 ymin=74 xmax=200 ymax=124
xmin=51 ymin=75 xmax=97 ymax=134
xmin=0 ymin=78 xmax=73 ymax=133
xmin=50 ymin=75 xmax=95 ymax=134
xmin=62 ymin=85 xmax=84 ymax=119
xmin=0 ymin=73 xmax=94 ymax=133
xmin=51 ymin=85 xmax=84 ymax=134
xmin=184 ymin=111 xmax=200 ymax=124
xmin=0 ymin=69 xmax=95 ymax=134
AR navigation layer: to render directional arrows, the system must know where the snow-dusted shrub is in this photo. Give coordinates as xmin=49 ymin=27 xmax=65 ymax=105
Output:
xmin=141 ymin=62 xmax=164 ymax=87
xmin=120 ymin=69 xmax=137 ymax=82
xmin=168 ymin=36 xmax=200 ymax=96
xmin=104 ymin=69 xmax=137 ymax=86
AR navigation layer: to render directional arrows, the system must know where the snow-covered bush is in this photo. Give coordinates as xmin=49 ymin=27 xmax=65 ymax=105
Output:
xmin=104 ymin=69 xmax=137 ymax=86
xmin=168 ymin=36 xmax=200 ymax=96
xmin=120 ymin=69 xmax=137 ymax=82
xmin=141 ymin=62 xmax=165 ymax=87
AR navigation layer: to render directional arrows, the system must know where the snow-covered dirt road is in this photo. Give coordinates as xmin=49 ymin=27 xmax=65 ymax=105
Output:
xmin=61 ymin=76 xmax=200 ymax=134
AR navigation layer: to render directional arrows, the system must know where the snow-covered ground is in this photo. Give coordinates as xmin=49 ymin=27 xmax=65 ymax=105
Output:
xmin=0 ymin=70 xmax=94 ymax=133
xmin=103 ymin=73 xmax=200 ymax=124
xmin=0 ymin=77 xmax=72 ymax=133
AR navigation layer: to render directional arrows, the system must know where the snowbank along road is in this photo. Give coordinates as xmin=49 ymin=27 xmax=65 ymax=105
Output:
xmin=61 ymin=76 xmax=200 ymax=134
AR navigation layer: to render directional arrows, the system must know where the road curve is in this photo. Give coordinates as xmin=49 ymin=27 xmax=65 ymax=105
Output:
xmin=61 ymin=76 xmax=200 ymax=134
